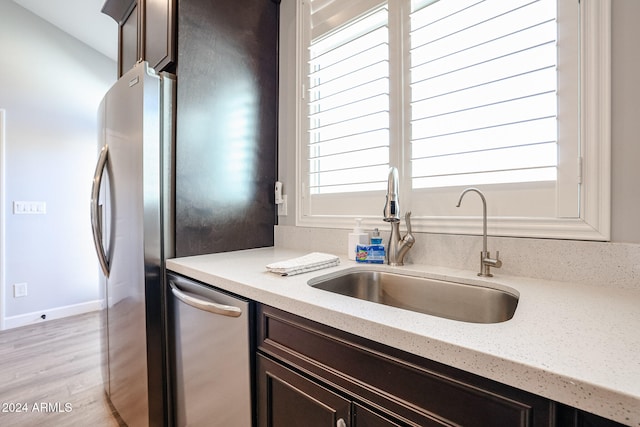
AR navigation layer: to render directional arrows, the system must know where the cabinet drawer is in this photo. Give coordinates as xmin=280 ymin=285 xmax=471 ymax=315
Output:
xmin=257 ymin=304 xmax=552 ymax=427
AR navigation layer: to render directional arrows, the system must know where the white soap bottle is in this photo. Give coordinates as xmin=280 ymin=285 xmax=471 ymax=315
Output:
xmin=348 ymin=218 xmax=369 ymax=260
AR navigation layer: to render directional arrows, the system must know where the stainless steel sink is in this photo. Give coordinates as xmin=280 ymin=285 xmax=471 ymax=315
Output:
xmin=308 ymin=269 xmax=519 ymax=324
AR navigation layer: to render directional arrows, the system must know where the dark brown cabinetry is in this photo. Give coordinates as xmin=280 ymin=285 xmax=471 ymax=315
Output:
xmin=258 ymin=354 xmax=409 ymax=427
xmin=102 ymin=0 xmax=176 ymax=76
xmin=258 ymin=354 xmax=351 ymax=427
xmin=555 ymin=404 xmax=628 ymax=427
xmin=103 ymin=0 xmax=279 ymax=257
xmin=144 ymin=0 xmax=175 ymax=72
xmin=120 ymin=3 xmax=138 ymax=75
xmin=256 ymin=304 xmax=626 ymax=427
xmin=174 ymin=0 xmax=278 ymax=257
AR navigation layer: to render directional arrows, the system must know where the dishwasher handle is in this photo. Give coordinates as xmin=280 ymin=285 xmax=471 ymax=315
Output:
xmin=169 ymin=281 xmax=242 ymax=318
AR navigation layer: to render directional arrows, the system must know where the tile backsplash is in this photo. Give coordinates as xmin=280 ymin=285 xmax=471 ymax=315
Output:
xmin=275 ymin=225 xmax=640 ymax=291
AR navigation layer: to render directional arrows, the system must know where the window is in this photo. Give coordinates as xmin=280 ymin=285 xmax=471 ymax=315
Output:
xmin=409 ymin=0 xmax=559 ymax=190
xmin=292 ymin=0 xmax=610 ymax=240
xmin=308 ymin=4 xmax=390 ymax=195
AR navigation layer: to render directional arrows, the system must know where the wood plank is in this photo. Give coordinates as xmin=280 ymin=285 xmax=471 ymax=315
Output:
xmin=0 ymin=312 xmax=122 ymax=426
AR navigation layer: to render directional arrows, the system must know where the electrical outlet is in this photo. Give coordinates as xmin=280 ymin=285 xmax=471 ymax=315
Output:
xmin=14 ymin=283 xmax=27 ymax=298
xmin=277 ymin=195 xmax=288 ymax=216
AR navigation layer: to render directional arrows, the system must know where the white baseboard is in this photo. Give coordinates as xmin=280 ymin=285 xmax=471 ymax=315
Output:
xmin=3 ymin=299 xmax=104 ymax=330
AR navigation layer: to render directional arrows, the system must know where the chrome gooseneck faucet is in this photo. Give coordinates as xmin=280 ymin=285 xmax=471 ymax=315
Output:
xmin=456 ymin=187 xmax=502 ymax=277
xmin=383 ymin=167 xmax=415 ymax=266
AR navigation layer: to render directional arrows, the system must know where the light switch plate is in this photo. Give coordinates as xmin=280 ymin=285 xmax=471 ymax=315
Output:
xmin=13 ymin=201 xmax=46 ymax=214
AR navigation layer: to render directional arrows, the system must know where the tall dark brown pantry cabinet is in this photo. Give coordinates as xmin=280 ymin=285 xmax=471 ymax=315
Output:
xmin=175 ymin=0 xmax=278 ymax=257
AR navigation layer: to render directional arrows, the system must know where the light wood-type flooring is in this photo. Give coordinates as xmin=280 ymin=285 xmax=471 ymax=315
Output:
xmin=0 ymin=311 xmax=122 ymax=427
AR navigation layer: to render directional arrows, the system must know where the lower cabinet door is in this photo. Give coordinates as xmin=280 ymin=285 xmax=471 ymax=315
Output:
xmin=353 ymin=403 xmax=405 ymax=427
xmin=257 ymin=354 xmax=351 ymax=427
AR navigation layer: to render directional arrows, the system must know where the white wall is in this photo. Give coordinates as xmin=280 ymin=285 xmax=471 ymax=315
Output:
xmin=0 ymin=1 xmax=116 ymax=328
xmin=610 ymin=0 xmax=640 ymax=243
xmin=277 ymin=0 xmax=640 ymax=244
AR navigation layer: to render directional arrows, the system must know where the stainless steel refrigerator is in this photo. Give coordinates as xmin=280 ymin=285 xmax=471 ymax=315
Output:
xmin=90 ymin=61 xmax=175 ymax=427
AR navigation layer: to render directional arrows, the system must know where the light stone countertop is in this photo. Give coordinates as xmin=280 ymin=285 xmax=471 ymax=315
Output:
xmin=166 ymin=247 xmax=640 ymax=426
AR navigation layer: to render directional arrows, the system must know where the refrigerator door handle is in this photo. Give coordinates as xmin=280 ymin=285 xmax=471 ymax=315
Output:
xmin=169 ymin=281 xmax=242 ymax=318
xmin=91 ymin=144 xmax=110 ymax=277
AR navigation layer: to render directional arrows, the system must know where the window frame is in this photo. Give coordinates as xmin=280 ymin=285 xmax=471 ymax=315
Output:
xmin=292 ymin=0 xmax=611 ymax=241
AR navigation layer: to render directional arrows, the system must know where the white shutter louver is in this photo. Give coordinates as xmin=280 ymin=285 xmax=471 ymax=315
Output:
xmin=409 ymin=0 xmax=558 ymax=189
xmin=308 ymin=3 xmax=390 ymax=195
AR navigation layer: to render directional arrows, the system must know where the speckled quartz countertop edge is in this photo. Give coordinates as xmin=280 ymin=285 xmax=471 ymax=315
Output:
xmin=166 ymin=247 xmax=640 ymax=426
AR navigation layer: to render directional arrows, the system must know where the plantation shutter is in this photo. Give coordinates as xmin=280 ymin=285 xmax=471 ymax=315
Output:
xmin=307 ymin=0 xmax=390 ymax=196
xmin=409 ymin=0 xmax=559 ymax=189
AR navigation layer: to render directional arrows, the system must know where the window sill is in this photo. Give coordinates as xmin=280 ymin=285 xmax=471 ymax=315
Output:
xmin=296 ymin=214 xmax=609 ymax=241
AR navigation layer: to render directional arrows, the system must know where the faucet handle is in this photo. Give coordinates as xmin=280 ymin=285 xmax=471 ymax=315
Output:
xmin=494 ymin=251 xmax=502 ymax=268
xmin=402 ymin=211 xmax=415 ymax=247
xmin=483 ymin=251 xmax=502 ymax=268
xmin=404 ymin=211 xmax=412 ymax=234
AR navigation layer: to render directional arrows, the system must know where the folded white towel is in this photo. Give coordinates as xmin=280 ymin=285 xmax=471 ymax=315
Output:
xmin=266 ymin=252 xmax=340 ymax=276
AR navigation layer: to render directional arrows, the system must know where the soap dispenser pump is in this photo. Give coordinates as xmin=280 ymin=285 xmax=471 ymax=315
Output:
xmin=348 ymin=218 xmax=369 ymax=260
xmin=371 ymin=228 xmax=383 ymax=244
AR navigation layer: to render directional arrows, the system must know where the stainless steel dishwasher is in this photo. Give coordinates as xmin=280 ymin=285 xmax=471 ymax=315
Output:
xmin=167 ymin=273 xmax=253 ymax=427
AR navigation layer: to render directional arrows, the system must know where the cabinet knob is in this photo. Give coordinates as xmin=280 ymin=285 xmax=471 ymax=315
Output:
xmin=337 ymin=418 xmax=347 ymax=427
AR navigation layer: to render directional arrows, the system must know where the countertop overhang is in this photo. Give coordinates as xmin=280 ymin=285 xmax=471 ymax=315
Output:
xmin=166 ymin=247 xmax=640 ymax=426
